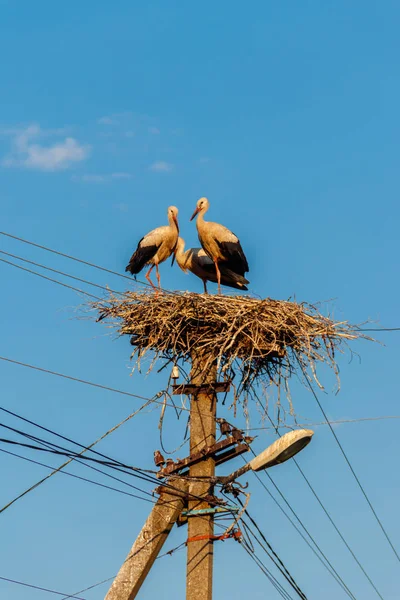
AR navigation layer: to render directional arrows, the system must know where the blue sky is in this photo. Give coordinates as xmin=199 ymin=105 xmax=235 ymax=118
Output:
xmin=1 ymin=1 xmax=399 ymax=598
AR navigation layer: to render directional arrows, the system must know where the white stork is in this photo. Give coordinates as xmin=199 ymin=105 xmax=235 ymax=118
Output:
xmin=174 ymin=237 xmax=249 ymax=294
xmin=190 ymin=197 xmax=249 ymax=294
xmin=125 ymin=206 xmax=179 ymax=290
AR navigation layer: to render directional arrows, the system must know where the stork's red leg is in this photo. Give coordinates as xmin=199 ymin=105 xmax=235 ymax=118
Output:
xmin=155 ymin=263 xmax=161 ymax=290
xmin=214 ymin=260 xmax=221 ymax=294
xmin=145 ymin=265 xmax=157 ymax=291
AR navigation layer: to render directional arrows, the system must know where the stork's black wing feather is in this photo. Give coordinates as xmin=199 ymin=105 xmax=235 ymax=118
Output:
xmin=125 ymin=239 xmax=158 ymax=275
xmin=199 ymin=262 xmax=249 ymax=290
xmin=216 ymin=239 xmax=249 ymax=276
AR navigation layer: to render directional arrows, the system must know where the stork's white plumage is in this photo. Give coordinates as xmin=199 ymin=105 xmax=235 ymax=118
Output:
xmin=125 ymin=206 xmax=179 ymax=290
xmin=174 ymin=237 xmax=249 ymax=294
xmin=190 ymin=197 xmax=249 ymax=294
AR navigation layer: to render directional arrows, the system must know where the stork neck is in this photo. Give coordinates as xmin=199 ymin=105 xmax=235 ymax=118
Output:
xmin=197 ymin=207 xmax=208 ymax=225
xmin=175 ymin=243 xmax=190 ymax=269
xmin=168 ymin=214 xmax=179 ymax=234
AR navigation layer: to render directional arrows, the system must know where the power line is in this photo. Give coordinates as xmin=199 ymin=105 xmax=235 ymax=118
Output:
xmin=357 ymin=327 xmax=400 ymax=332
xmin=301 ymin=365 xmax=400 ymax=565
xmin=0 ymin=426 xmax=161 ymax=503
xmin=240 ymin=510 xmax=308 ymax=600
xmin=0 ymin=404 xmax=156 ymax=473
xmin=0 ymin=353 xmax=227 ymax=424
xmin=246 ymin=415 xmax=400 ymax=431
xmin=0 ymin=256 xmax=100 ymax=300
xmin=59 ymin=541 xmax=187 ymax=600
xmin=59 ymin=577 xmax=114 ymax=600
xmin=249 ymin=464 xmax=357 ymax=600
xmin=0 ymin=404 xmax=186 ymax=505
xmin=292 ymin=456 xmax=384 ymax=599
xmin=0 ymin=249 xmax=123 ymax=296
xmin=0 ymin=230 xmax=177 ymax=295
xmin=253 ymin=410 xmax=385 ymax=599
xmin=0 ymin=403 xmax=221 ymax=512
xmin=0 ymin=447 xmax=156 ymax=504
xmin=0 ymin=575 xmax=87 ymax=599
xmin=1 ymin=539 xmax=189 ymax=600
xmin=240 ymin=540 xmax=295 ymax=600
xmin=0 ymin=398 xmax=153 ymax=514
xmin=0 ymin=355 xmax=187 ymax=412
xmin=0 ymin=352 xmax=359 ymax=597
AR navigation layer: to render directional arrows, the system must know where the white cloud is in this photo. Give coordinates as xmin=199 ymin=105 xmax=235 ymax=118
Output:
xmin=149 ymin=161 xmax=173 ymax=173
xmin=97 ymin=112 xmax=133 ymax=127
xmin=72 ymin=172 xmax=132 ymax=183
xmin=111 ymin=172 xmax=131 ymax=179
xmin=2 ymin=124 xmax=90 ymax=171
xmin=72 ymin=174 xmax=107 ymax=183
xmin=97 ymin=116 xmax=115 ymax=125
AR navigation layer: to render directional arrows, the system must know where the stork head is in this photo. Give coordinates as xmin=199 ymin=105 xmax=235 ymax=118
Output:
xmin=190 ymin=197 xmax=209 ymax=221
xmin=167 ymin=206 xmax=179 ymax=232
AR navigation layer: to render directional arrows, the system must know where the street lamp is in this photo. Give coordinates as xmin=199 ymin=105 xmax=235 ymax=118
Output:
xmin=218 ymin=429 xmax=314 ymax=486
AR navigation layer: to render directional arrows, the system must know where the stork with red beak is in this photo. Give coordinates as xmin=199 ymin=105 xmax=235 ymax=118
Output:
xmin=126 ymin=206 xmax=179 ymax=290
xmin=190 ymin=197 xmax=249 ymax=294
xmin=174 ymin=237 xmax=249 ymax=294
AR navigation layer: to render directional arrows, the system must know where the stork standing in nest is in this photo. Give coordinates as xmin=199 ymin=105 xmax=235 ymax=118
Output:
xmin=190 ymin=197 xmax=249 ymax=294
xmin=174 ymin=237 xmax=249 ymax=294
xmin=125 ymin=206 xmax=179 ymax=290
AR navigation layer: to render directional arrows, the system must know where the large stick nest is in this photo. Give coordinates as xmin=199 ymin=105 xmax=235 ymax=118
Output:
xmin=95 ymin=291 xmax=371 ymax=419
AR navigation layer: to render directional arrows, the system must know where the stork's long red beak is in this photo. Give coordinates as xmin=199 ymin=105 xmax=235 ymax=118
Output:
xmin=190 ymin=207 xmax=200 ymax=221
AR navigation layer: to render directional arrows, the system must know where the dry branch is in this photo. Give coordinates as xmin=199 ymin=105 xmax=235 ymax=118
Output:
xmin=94 ymin=290 xmax=372 ymax=419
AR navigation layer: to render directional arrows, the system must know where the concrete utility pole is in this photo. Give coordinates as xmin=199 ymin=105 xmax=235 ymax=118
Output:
xmin=105 ymin=481 xmax=187 ymax=600
xmin=186 ymin=349 xmax=217 ymax=600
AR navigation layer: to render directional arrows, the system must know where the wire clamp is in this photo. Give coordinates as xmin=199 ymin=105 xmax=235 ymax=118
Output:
xmin=186 ymin=529 xmax=242 ymax=544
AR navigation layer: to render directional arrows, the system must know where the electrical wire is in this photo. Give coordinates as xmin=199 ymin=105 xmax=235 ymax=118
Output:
xmin=59 ymin=577 xmax=114 ymax=600
xmin=4 ymin=231 xmax=400 ymax=330
xmin=240 ymin=539 xmax=295 ymax=600
xmin=240 ymin=508 xmax=308 ymax=600
xmin=244 ymin=457 xmax=357 ymax=600
xmin=0 ymin=351 xmax=382 ymax=597
xmin=1 ymin=540 xmax=188 ymax=600
xmin=0 ymin=256 xmax=100 ymax=300
xmin=0 ymin=406 xmax=222 ymax=511
xmin=253 ymin=405 xmax=385 ymax=600
xmin=0 ymin=575 xmax=87 ymax=599
xmin=3 ymin=228 xmax=399 ymax=593
xmin=246 ymin=415 xmax=400 ymax=431
xmin=0 ymin=249 xmax=123 ymax=296
xmin=0 ymin=355 xmax=188 ymax=413
xmin=300 ymin=363 xmax=400 ymax=565
xmin=0 ymin=448 xmax=157 ymax=504
xmin=0 ymin=353 xmax=235 ymax=426
xmin=292 ymin=456 xmax=384 ymax=600
xmin=0 ymin=398 xmax=153 ymax=514
xmin=0 ymin=230 xmax=177 ymax=295
xmin=59 ymin=540 xmax=187 ymax=600
xmin=241 ymin=519 xmax=306 ymax=600
xmin=357 ymin=327 xmax=400 ymax=332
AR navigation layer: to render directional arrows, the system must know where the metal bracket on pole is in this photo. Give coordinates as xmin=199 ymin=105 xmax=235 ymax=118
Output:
xmin=171 ymin=381 xmax=231 ymax=396
xmin=156 ymin=434 xmax=254 ymax=478
xmin=181 ymin=506 xmax=240 ymax=517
